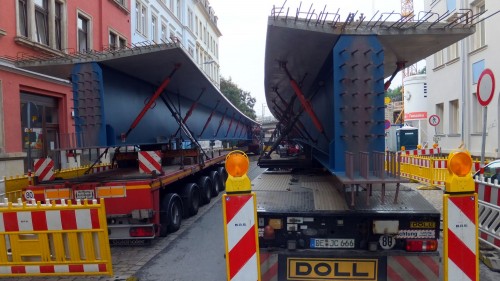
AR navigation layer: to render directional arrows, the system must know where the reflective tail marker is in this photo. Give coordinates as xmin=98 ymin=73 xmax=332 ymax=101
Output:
xmin=222 ymin=151 xmax=261 ymax=281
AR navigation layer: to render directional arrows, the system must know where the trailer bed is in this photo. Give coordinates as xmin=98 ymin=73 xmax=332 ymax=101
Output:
xmin=253 ymin=170 xmax=438 ymax=214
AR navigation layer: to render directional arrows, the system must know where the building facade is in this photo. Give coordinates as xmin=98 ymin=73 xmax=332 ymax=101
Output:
xmin=130 ymin=0 xmax=221 ymax=87
xmin=424 ymin=0 xmax=500 ymax=158
xmin=0 ymin=0 xmax=131 ymax=177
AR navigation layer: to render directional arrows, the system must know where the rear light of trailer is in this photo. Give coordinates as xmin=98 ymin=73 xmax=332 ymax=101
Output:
xmin=129 ymin=227 xmax=155 ymax=238
xmin=406 ymin=239 xmax=438 ymax=252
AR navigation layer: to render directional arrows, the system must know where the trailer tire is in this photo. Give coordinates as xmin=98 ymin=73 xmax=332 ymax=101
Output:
xmin=159 ymin=193 xmax=183 ymax=237
xmin=209 ymin=170 xmax=221 ymax=197
xmin=197 ymin=176 xmax=213 ymax=205
xmin=182 ymin=183 xmax=200 ymax=217
xmin=217 ymin=166 xmax=227 ymax=191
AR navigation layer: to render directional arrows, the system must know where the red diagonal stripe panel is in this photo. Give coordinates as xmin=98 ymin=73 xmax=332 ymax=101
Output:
xmin=450 ymin=196 xmax=475 ymax=223
xmin=418 ymin=256 xmax=439 ymax=277
xmin=387 ymin=265 xmax=404 ymax=281
xmin=34 ymin=159 xmax=43 ymax=171
xmin=228 ymin=226 xmax=257 ymax=279
xmin=225 ymin=195 xmax=252 ymax=223
xmin=394 ymin=256 xmax=427 ymax=280
xmin=448 ymin=229 xmax=476 ymax=280
xmin=31 ymin=211 xmax=48 ymax=231
xmin=261 ymin=260 xmax=278 ymax=281
xmin=139 ymin=161 xmax=151 ymax=174
xmin=140 ymin=151 xmax=161 ymax=172
xmin=61 ymin=210 xmax=77 ymax=230
xmin=3 ymin=212 xmax=19 ymax=232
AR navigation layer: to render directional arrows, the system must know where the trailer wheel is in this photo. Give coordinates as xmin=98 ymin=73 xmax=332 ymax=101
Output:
xmin=217 ymin=166 xmax=227 ymax=191
xmin=209 ymin=170 xmax=221 ymax=197
xmin=159 ymin=193 xmax=183 ymax=237
xmin=197 ymin=176 xmax=213 ymax=205
xmin=182 ymin=183 xmax=200 ymax=217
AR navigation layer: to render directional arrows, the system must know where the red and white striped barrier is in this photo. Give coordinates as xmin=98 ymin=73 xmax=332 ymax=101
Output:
xmin=402 ymin=148 xmax=441 ymax=156
xmin=476 ymin=179 xmax=500 ymax=248
xmin=223 ymin=194 xmax=260 ymax=281
xmin=92 ymin=164 xmax=111 ymax=173
xmin=0 ymin=263 xmax=108 ymax=275
xmin=0 ymin=207 xmax=100 ymax=231
xmin=387 ymin=256 xmax=439 ymax=280
xmin=443 ymin=194 xmax=478 ymax=281
xmin=34 ymin=158 xmax=55 ymax=182
xmin=138 ymin=151 xmax=162 ymax=174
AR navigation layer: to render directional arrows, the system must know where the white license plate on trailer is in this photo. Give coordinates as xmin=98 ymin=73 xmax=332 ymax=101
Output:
xmin=75 ymin=190 xmax=95 ymax=200
xmin=310 ymin=238 xmax=355 ymax=248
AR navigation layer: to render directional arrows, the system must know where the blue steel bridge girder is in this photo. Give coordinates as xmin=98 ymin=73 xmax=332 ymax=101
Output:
xmin=330 ymin=35 xmax=385 ymax=173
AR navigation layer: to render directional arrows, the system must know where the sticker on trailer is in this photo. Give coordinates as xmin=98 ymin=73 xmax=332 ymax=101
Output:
xmin=287 ymin=217 xmax=303 ymax=223
xmin=74 ymin=190 xmax=95 ymax=200
xmin=287 ymin=224 xmax=298 ymax=231
xmin=287 ymin=257 xmax=378 ymax=280
xmin=410 ymin=221 xmax=436 ymax=228
xmin=24 ymin=190 xmax=35 ymax=200
xmin=396 ymin=229 xmax=435 ymax=239
xmin=303 ymin=217 xmax=314 ymax=222
xmin=379 ymin=235 xmax=396 ymax=250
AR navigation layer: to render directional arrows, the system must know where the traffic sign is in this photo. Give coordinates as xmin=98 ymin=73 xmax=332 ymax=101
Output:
xmin=429 ymin=115 xmax=440 ymax=127
xmin=384 ymin=119 xmax=391 ymax=130
xmin=477 ymin=68 xmax=495 ymax=107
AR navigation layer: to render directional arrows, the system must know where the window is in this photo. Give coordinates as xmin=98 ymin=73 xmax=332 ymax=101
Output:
xmin=110 ymin=30 xmax=126 ymax=49
xmin=177 ymin=0 xmax=181 ymax=20
xmin=35 ymin=0 xmax=49 ymax=45
xmin=170 ymin=0 xmax=174 ymax=11
xmin=472 ymin=59 xmax=485 ymax=84
xmin=77 ymin=14 xmax=90 ymax=52
xmin=436 ymin=103 xmax=444 ymax=134
xmin=18 ymin=0 xmax=28 ymax=37
xmin=151 ymin=15 xmax=158 ymax=42
xmin=472 ymin=3 xmax=485 ymax=50
xmin=195 ymin=16 xmax=198 ymax=35
xmin=447 ymin=43 xmax=458 ymax=61
xmin=472 ymin=93 xmax=483 ymax=133
xmin=135 ymin=1 xmax=147 ymax=35
xmin=449 ymin=100 xmax=459 ymax=134
xmin=161 ymin=23 xmax=167 ymax=42
xmin=434 ymin=49 xmax=444 ymax=68
xmin=17 ymin=0 xmax=65 ymax=50
xmin=188 ymin=9 xmax=193 ymax=31
xmin=119 ymin=37 xmax=126 ymax=48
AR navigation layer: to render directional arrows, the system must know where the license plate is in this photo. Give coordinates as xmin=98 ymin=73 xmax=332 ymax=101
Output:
xmin=75 ymin=190 xmax=95 ymax=200
xmin=310 ymin=238 xmax=355 ymax=248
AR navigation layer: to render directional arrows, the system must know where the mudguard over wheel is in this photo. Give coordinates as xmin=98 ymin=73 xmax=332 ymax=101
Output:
xmin=209 ymin=170 xmax=221 ymax=197
xmin=197 ymin=176 xmax=213 ymax=205
xmin=159 ymin=193 xmax=183 ymax=237
xmin=181 ymin=183 xmax=200 ymax=217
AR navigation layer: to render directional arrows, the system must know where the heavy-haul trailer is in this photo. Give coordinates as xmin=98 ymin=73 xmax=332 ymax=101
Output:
xmin=256 ymin=5 xmax=478 ymax=281
xmin=17 ymin=43 xmax=259 ymax=240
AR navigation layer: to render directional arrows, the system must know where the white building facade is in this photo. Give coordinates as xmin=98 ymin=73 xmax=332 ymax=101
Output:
xmin=131 ymin=0 xmax=221 ymax=87
xmin=424 ymin=0 xmax=500 ymax=158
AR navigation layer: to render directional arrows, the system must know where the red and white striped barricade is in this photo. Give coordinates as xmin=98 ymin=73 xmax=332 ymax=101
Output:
xmin=259 ymin=252 xmax=278 ymax=281
xmin=402 ymin=148 xmax=441 ymax=156
xmin=138 ymin=151 xmax=162 ymax=174
xmin=475 ymin=178 xmax=500 ymax=248
xmin=222 ymin=193 xmax=260 ymax=281
xmin=0 ymin=198 xmax=112 ymax=277
xmin=34 ymin=158 xmax=55 ymax=182
xmin=443 ymin=194 xmax=479 ymax=281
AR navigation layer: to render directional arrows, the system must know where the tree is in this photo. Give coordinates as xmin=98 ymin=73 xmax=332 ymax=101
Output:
xmin=220 ymin=77 xmax=257 ymax=119
xmin=386 ymin=85 xmax=403 ymax=101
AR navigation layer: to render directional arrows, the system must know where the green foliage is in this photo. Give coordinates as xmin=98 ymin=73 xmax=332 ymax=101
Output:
xmin=386 ymin=85 xmax=403 ymax=101
xmin=220 ymin=77 xmax=257 ymax=120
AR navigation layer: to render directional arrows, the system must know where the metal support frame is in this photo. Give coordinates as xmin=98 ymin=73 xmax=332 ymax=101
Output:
xmin=159 ymin=94 xmax=209 ymax=162
xmin=173 ymin=88 xmax=205 ymax=137
xmin=225 ymin=113 xmax=236 ymax=138
xmin=215 ymin=107 xmax=228 ymax=137
xmin=199 ymin=100 xmax=220 ymax=137
xmin=122 ymin=64 xmax=181 ymax=140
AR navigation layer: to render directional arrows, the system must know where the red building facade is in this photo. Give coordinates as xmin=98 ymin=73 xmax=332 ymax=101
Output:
xmin=0 ymin=0 xmax=131 ymax=177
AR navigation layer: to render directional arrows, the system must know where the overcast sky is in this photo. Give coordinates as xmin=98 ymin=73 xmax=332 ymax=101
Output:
xmin=209 ymin=0 xmax=425 ymax=117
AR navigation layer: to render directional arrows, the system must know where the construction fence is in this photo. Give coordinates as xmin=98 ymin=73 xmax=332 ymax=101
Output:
xmin=0 ymin=198 xmax=112 ymax=277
